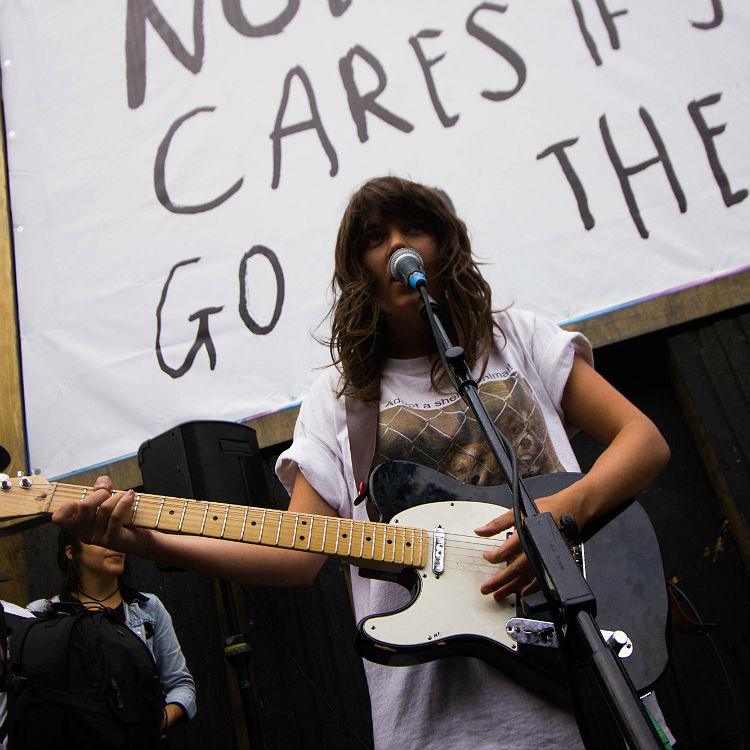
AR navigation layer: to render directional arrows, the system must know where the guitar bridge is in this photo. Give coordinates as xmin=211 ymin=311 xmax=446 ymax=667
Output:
xmin=506 ymin=618 xmax=633 ymax=658
xmin=506 ymin=618 xmax=557 ymax=647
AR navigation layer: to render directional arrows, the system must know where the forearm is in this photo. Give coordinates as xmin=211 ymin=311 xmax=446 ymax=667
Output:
xmin=565 ymin=416 xmax=671 ymax=527
xmin=52 ymin=471 xmax=334 ymax=587
xmin=162 ymin=702 xmax=186 ymax=730
xmin=139 ymin=531 xmax=328 ymax=586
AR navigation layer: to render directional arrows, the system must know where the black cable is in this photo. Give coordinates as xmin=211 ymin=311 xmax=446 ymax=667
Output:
xmin=668 ymin=582 xmax=746 ymax=750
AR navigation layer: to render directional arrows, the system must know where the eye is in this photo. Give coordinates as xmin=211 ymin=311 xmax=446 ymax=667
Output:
xmin=363 ymin=228 xmax=385 ymax=249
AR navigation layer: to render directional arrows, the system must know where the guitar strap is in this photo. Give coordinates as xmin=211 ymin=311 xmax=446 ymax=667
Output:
xmin=344 ymin=394 xmax=379 ymax=505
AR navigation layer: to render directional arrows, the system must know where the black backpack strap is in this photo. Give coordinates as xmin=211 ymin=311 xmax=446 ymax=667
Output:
xmin=0 ymin=602 xmax=7 ymax=692
xmin=6 ymin=609 xmax=74 ymax=679
xmin=344 ymin=395 xmax=379 ymax=506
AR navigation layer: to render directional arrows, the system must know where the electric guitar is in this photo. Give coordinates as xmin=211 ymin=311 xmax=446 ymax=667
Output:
xmin=0 ymin=460 xmax=669 ymax=699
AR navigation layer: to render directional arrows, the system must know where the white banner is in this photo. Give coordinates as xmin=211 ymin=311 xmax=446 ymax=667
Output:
xmin=1 ymin=1 xmax=748 ymax=479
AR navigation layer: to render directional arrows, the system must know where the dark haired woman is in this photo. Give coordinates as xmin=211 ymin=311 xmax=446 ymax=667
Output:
xmin=53 ymin=176 xmax=672 ymax=749
xmin=27 ymin=532 xmax=197 ymax=732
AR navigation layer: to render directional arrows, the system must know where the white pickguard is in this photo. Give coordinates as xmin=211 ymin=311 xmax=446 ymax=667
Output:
xmin=362 ymin=501 xmax=518 ymax=652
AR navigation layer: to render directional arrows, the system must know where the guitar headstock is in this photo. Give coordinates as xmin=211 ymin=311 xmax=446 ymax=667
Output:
xmin=0 ymin=473 xmax=53 ymax=519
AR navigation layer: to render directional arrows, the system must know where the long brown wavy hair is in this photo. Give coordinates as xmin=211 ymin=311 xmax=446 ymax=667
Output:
xmin=327 ymin=176 xmax=502 ymax=402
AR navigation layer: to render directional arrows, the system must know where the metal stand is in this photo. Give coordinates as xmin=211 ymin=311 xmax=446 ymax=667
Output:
xmin=416 ymin=283 xmax=663 ymax=750
xmin=219 ymin=579 xmax=266 ymax=750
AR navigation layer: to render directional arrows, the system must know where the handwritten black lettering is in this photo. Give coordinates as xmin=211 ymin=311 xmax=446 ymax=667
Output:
xmin=270 ymin=66 xmax=338 ymax=189
xmin=328 ymin=0 xmax=352 ymax=18
xmin=409 ymin=30 xmax=459 ymax=128
xmin=126 ymin=0 xmax=204 ymax=109
xmin=238 ymin=246 xmax=285 ymax=335
xmin=156 ymin=258 xmax=224 ymax=378
xmin=690 ymin=1 xmax=723 ymax=30
xmin=570 ymin=0 xmax=628 ymax=66
xmin=222 ymin=0 xmax=299 ymax=37
xmin=465 ymin=3 xmax=526 ymax=102
xmin=154 ymin=106 xmax=244 ymax=214
xmin=537 ymin=138 xmax=595 ymax=230
xmin=600 ymin=108 xmax=686 ymax=239
xmin=339 ymin=45 xmax=414 ymax=143
xmin=688 ymin=93 xmax=748 ymax=207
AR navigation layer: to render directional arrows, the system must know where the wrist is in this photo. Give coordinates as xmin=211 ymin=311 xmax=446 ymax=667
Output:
xmin=551 ymin=480 xmax=590 ymax=529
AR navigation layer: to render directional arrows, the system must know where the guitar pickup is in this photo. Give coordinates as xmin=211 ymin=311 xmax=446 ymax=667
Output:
xmin=506 ymin=618 xmax=633 ymax=658
xmin=432 ymin=528 xmax=445 ymax=576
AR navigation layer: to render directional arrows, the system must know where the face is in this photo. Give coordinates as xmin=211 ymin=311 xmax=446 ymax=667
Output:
xmin=68 ymin=542 xmax=126 ymax=579
xmin=360 ymin=216 xmax=443 ymax=323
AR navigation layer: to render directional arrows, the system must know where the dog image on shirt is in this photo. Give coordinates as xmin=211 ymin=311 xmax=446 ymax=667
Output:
xmin=375 ymin=373 xmax=563 ymax=486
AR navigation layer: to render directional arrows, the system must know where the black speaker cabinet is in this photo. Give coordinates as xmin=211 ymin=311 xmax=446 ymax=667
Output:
xmin=137 ymin=420 xmax=270 ymax=507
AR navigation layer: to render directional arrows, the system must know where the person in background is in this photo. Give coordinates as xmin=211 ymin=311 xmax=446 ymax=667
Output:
xmin=27 ymin=531 xmax=197 ymax=732
xmin=0 ymin=601 xmax=34 ymax=750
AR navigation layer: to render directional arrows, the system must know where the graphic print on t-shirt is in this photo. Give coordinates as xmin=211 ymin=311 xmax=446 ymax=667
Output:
xmin=374 ymin=371 xmax=563 ymax=486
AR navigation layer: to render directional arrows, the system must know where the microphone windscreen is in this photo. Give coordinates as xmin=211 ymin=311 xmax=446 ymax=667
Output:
xmin=389 ymin=248 xmax=424 ymax=283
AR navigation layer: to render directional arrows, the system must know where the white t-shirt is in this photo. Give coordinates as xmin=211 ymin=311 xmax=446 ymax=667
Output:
xmin=277 ymin=309 xmax=593 ymax=750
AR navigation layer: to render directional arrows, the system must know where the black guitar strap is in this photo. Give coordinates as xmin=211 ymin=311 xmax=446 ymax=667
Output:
xmin=344 ymin=394 xmax=379 ymax=504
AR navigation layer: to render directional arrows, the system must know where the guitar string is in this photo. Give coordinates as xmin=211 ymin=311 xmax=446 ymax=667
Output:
xmin=37 ymin=485 xmax=518 ymax=562
xmin=15 ymin=486 xmax=514 ymax=579
xmin=37 ymin=485 xmax=515 ymax=566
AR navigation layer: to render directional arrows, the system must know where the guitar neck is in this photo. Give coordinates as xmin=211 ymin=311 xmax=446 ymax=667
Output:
xmin=42 ymin=482 xmax=427 ymax=570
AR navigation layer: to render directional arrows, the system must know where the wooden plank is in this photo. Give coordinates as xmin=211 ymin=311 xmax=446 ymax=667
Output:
xmin=667 ymin=312 xmax=750 ymax=569
xmin=562 ymin=270 xmax=750 ymax=348
xmin=0 ymin=106 xmax=31 ymax=605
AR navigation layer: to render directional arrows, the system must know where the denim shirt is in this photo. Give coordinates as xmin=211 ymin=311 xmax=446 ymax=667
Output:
xmin=27 ymin=587 xmax=197 ymax=721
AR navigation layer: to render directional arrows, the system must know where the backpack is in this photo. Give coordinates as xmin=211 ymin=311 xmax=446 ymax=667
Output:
xmin=1 ymin=601 xmax=165 ymax=749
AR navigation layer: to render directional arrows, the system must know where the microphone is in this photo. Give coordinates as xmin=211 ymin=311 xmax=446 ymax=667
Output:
xmin=389 ymin=248 xmax=427 ymax=289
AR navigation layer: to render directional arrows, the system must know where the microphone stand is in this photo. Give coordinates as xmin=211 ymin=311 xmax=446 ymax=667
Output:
xmin=415 ymin=283 xmax=663 ymax=750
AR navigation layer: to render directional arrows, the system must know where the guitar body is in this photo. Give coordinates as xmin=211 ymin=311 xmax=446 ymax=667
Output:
xmin=354 ymin=461 xmax=669 ymax=697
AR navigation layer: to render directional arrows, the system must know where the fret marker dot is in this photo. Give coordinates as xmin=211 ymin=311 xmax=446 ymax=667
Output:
xmin=251 ymin=521 xmax=257 ymax=526
xmin=366 ymin=537 xmax=371 ymax=542
xmin=299 ymin=535 xmax=305 ymax=541
xmin=387 ymin=539 xmax=392 ymax=544
xmin=212 ymin=515 xmax=218 ymax=521
xmin=342 ymin=533 xmax=348 ymax=539
xmin=169 ymin=510 xmax=175 ymax=515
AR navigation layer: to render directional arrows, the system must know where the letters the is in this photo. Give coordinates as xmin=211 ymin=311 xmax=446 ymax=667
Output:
xmin=688 ymin=93 xmax=748 ymax=207
xmin=537 ymin=138 xmax=595 ymax=230
xmin=600 ymin=107 xmax=686 ymax=239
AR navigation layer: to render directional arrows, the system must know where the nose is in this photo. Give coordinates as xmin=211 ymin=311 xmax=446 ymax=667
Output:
xmin=386 ymin=227 xmax=411 ymax=253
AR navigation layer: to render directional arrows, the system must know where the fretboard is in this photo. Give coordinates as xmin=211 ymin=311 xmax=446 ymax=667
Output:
xmin=44 ymin=483 xmax=427 ymax=569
